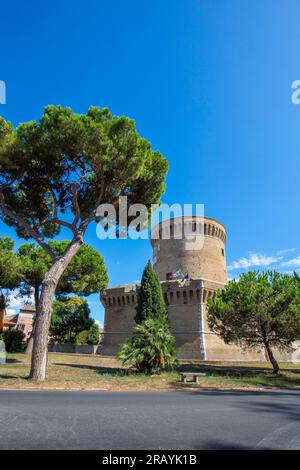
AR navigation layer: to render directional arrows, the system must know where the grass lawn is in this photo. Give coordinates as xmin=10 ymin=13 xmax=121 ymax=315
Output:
xmin=0 ymin=353 xmax=300 ymax=391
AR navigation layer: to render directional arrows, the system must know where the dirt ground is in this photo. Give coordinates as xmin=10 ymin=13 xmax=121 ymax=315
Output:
xmin=1 ymin=353 xmax=300 ymax=391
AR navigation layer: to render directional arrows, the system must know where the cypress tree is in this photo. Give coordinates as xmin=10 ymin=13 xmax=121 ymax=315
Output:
xmin=120 ymin=261 xmax=177 ymax=373
xmin=135 ymin=261 xmax=167 ymax=324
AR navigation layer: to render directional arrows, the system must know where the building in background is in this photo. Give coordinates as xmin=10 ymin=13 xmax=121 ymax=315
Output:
xmin=0 ymin=305 xmax=35 ymax=338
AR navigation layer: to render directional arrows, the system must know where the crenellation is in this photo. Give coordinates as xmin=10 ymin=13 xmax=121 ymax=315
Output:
xmin=102 ymin=284 xmax=138 ymax=309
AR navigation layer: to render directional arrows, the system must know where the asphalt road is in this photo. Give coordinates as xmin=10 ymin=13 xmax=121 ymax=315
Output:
xmin=0 ymin=389 xmax=299 ymax=450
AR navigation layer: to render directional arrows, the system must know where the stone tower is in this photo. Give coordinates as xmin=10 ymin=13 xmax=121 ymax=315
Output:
xmin=100 ymin=215 xmax=266 ymax=361
xmin=151 ymin=216 xmax=227 ymax=283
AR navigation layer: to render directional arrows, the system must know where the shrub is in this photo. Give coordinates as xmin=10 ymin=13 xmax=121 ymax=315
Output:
xmin=87 ymin=323 xmax=100 ymax=345
xmin=118 ymin=316 xmax=177 ymax=374
xmin=76 ymin=330 xmax=89 ymax=345
xmin=3 ymin=329 xmax=26 ymax=353
xmin=76 ymin=323 xmax=100 ymax=345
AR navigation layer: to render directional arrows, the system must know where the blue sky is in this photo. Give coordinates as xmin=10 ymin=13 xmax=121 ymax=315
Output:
xmin=1 ymin=0 xmax=300 ymax=324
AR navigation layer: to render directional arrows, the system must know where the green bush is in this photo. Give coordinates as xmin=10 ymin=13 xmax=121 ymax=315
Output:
xmin=87 ymin=323 xmax=100 ymax=345
xmin=76 ymin=330 xmax=89 ymax=345
xmin=76 ymin=323 xmax=100 ymax=345
xmin=118 ymin=316 xmax=177 ymax=374
xmin=3 ymin=329 xmax=26 ymax=352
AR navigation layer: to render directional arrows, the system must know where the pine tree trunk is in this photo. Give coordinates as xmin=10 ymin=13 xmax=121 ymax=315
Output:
xmin=29 ymin=237 xmax=83 ymax=381
xmin=264 ymin=340 xmax=279 ymax=374
xmin=25 ymin=285 xmax=40 ymax=354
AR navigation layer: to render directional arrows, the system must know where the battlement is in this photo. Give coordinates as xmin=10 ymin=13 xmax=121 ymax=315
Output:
xmin=101 ymin=278 xmax=226 ymax=309
xmin=150 ymin=216 xmax=226 ymax=244
xmin=103 ymin=284 xmax=136 ymax=294
xmin=161 ymin=278 xmax=225 ymax=305
xmin=101 ymin=284 xmax=138 ymax=308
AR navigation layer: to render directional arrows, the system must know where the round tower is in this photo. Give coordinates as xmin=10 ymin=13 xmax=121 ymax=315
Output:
xmin=150 ymin=216 xmax=227 ymax=283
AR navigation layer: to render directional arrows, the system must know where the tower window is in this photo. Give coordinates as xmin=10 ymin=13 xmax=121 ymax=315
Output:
xmin=221 ymin=248 xmax=224 ymax=256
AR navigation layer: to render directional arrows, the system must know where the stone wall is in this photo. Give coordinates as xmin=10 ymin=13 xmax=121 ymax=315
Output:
xmin=100 ymin=279 xmax=263 ymax=360
xmin=48 ymin=344 xmax=99 ymax=354
xmin=100 ymin=284 xmax=137 ymax=356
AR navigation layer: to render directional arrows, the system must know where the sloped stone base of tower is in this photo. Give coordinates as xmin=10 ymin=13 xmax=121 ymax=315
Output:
xmin=203 ymin=332 xmax=266 ymax=361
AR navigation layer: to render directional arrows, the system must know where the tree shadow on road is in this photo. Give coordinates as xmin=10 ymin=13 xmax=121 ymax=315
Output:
xmin=195 ymin=439 xmax=252 ymax=450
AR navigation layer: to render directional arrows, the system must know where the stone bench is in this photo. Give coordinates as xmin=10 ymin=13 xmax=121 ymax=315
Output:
xmin=180 ymin=372 xmax=206 ymax=384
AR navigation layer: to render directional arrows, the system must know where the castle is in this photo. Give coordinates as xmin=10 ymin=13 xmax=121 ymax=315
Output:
xmin=100 ymin=216 xmax=289 ymax=361
xmin=101 ymin=216 xmax=261 ymax=360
